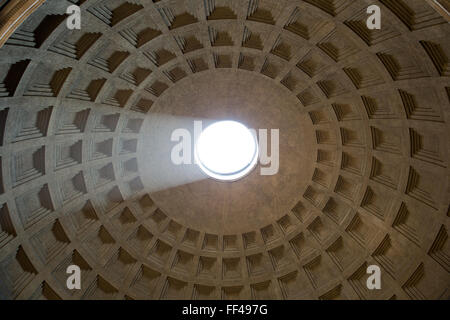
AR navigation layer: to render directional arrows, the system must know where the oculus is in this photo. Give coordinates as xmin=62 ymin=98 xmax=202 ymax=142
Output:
xmin=195 ymin=120 xmax=258 ymax=181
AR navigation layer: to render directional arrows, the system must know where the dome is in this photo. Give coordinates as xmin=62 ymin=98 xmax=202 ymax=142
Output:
xmin=0 ymin=0 xmax=448 ymax=300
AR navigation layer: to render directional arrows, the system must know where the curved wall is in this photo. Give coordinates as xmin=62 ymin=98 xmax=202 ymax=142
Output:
xmin=0 ymin=0 xmax=448 ymax=300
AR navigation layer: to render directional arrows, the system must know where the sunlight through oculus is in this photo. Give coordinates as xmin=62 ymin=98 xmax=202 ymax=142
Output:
xmin=195 ymin=121 xmax=258 ymax=181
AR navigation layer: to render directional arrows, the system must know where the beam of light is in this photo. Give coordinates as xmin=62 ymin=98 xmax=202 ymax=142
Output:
xmin=139 ymin=114 xmax=217 ymax=193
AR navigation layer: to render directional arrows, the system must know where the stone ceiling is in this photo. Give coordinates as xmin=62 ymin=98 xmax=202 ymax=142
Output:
xmin=0 ymin=0 xmax=448 ymax=300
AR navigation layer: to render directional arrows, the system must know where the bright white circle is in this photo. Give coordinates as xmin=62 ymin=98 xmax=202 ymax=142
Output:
xmin=195 ymin=121 xmax=258 ymax=181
